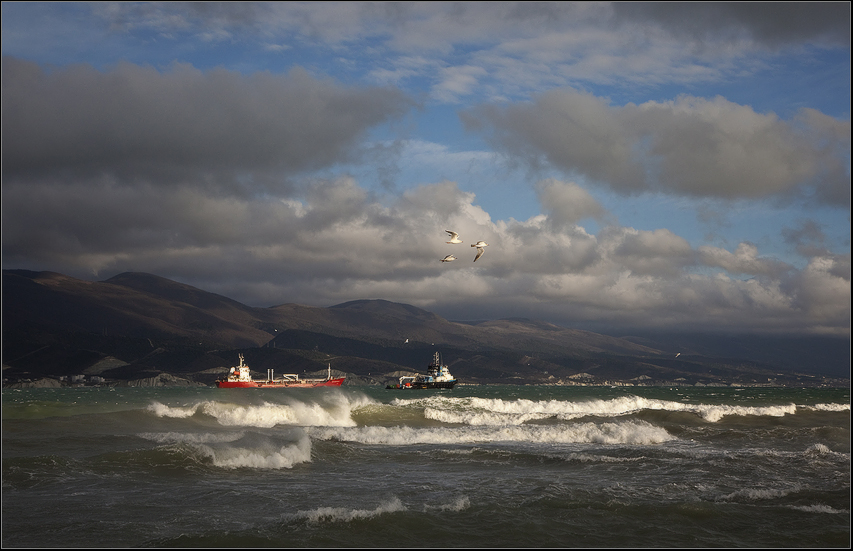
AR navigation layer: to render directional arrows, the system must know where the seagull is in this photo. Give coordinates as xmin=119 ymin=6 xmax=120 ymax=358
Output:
xmin=471 ymin=241 xmax=488 ymax=248
xmin=441 ymin=255 xmax=457 ymax=262
xmin=473 ymin=247 xmax=485 ymax=262
xmin=445 ymin=230 xmax=463 ymax=244
xmin=675 ymin=352 xmax=681 ymax=358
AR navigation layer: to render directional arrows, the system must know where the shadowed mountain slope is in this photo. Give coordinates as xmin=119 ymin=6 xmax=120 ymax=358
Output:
xmin=2 ymin=270 xmax=848 ymax=385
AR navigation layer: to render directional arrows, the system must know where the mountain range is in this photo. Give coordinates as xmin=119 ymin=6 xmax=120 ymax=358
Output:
xmin=2 ymin=269 xmax=849 ymax=387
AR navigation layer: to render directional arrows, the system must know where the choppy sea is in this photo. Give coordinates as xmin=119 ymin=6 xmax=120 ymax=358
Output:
xmin=2 ymin=384 xmax=850 ymax=548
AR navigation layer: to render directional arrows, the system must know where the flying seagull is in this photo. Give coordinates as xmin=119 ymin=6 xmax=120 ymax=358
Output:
xmin=445 ymin=230 xmax=463 ymax=244
xmin=441 ymin=255 xmax=457 ymax=262
xmin=472 ymin=241 xmax=488 ymax=262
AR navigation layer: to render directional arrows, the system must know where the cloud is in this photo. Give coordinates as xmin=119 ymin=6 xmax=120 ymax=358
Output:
xmin=1 ymin=57 xmax=411 ymax=188
xmin=698 ymin=242 xmax=792 ymax=279
xmin=463 ymin=89 xmax=851 ymax=205
xmin=534 ymin=178 xmax=606 ymax=228
xmin=612 ymin=2 xmax=851 ymax=49
xmin=3 ymin=167 xmax=847 ymax=335
xmin=69 ymin=2 xmax=849 ymax=105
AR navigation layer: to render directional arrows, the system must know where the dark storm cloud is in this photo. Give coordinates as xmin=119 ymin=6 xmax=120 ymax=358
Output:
xmin=1 ymin=57 xmax=411 ymax=185
xmin=612 ymin=2 xmax=850 ymax=48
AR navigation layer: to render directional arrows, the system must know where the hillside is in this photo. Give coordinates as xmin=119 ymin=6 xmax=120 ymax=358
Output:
xmin=2 ymin=270 xmax=848 ymax=387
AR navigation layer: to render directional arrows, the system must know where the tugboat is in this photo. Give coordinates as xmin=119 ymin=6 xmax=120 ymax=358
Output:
xmin=386 ymin=352 xmax=457 ymax=389
xmin=217 ymin=354 xmax=345 ymax=388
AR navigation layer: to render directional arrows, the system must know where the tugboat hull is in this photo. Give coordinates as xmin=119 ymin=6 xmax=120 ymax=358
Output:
xmin=387 ymin=351 xmax=457 ymax=389
xmin=409 ymin=380 xmax=456 ymax=389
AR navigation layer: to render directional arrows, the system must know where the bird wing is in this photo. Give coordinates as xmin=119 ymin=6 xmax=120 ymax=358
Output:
xmin=473 ymin=247 xmax=484 ymax=262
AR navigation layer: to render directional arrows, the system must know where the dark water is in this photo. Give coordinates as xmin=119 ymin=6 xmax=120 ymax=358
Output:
xmin=2 ymin=385 xmax=849 ymax=547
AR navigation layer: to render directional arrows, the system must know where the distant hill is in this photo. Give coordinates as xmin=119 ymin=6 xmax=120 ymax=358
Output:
xmin=2 ymin=270 xmax=848 ymax=386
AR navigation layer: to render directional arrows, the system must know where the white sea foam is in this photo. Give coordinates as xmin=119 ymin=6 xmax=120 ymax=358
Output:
xmin=137 ymin=431 xmax=245 ymax=444
xmin=147 ymin=393 xmax=376 ymax=428
xmin=309 ymin=420 xmax=674 ymax=446
xmin=428 ymin=496 xmax=470 ymax=512
xmin=198 ymin=433 xmax=312 ymax=469
xmin=394 ymin=395 xmax=804 ymax=424
xmin=719 ymin=487 xmax=797 ymax=502
xmin=146 ymin=402 xmax=199 ymax=418
xmin=787 ymin=504 xmax=849 ymax=514
xmin=803 ymin=402 xmax=851 ymax=412
xmin=294 ymin=497 xmax=407 ymax=523
xmin=424 ymin=406 xmax=551 ymax=425
xmin=805 ymin=443 xmax=833 ymax=455
xmin=560 ymin=452 xmax=646 ymax=463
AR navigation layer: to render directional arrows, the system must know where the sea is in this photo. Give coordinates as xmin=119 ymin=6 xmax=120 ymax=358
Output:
xmin=2 ymin=384 xmax=850 ymax=548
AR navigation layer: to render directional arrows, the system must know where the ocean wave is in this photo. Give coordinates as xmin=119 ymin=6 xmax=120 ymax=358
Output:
xmin=137 ymin=431 xmax=245 ymax=444
xmin=426 ymin=496 xmax=470 ymax=512
xmin=392 ymin=395 xmax=808 ymax=424
xmin=802 ymin=403 xmax=851 ymax=413
xmin=146 ymin=393 xmax=376 ymax=428
xmin=787 ymin=504 xmax=850 ymax=514
xmin=198 ymin=433 xmax=312 ymax=469
xmin=308 ymin=420 xmax=674 ymax=446
xmin=718 ymin=486 xmax=798 ymax=502
xmin=424 ymin=407 xmax=552 ymax=426
xmin=293 ymin=497 xmax=407 ymax=523
xmin=135 ymin=429 xmax=313 ymax=470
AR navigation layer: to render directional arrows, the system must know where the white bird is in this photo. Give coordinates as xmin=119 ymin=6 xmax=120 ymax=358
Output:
xmin=441 ymin=255 xmax=457 ymax=262
xmin=445 ymin=230 xmax=463 ymax=244
xmin=675 ymin=352 xmax=681 ymax=358
xmin=471 ymin=241 xmax=488 ymax=248
xmin=473 ymin=247 xmax=485 ymax=262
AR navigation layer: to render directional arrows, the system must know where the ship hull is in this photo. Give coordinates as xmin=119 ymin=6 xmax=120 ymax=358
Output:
xmin=217 ymin=377 xmax=345 ymax=388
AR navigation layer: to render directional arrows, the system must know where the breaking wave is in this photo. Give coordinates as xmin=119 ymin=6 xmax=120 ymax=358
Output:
xmin=137 ymin=430 xmax=313 ymax=469
xmin=309 ymin=420 xmax=674 ymax=446
xmin=146 ymin=393 xmax=376 ymax=428
xmin=293 ymin=497 xmax=407 ymax=523
xmin=787 ymin=504 xmax=849 ymax=514
xmin=392 ymin=395 xmax=842 ymax=424
xmin=200 ymin=434 xmax=312 ymax=469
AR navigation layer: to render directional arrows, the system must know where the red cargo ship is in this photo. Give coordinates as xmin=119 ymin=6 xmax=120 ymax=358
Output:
xmin=216 ymin=354 xmax=345 ymax=388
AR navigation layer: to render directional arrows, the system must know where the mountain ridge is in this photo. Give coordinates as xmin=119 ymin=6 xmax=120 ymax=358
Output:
xmin=2 ymin=270 xmax=848 ymax=386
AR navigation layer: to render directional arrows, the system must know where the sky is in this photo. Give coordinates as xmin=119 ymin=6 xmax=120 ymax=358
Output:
xmin=2 ymin=2 xmax=850 ymax=337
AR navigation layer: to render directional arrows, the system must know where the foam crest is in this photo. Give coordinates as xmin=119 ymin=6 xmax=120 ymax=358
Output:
xmin=199 ymin=433 xmax=312 ymax=469
xmin=310 ymin=420 xmax=673 ymax=446
xmin=429 ymin=496 xmax=470 ymax=512
xmin=805 ymin=443 xmax=832 ymax=455
xmin=719 ymin=487 xmax=796 ymax=502
xmin=146 ymin=402 xmax=200 ymax=418
xmin=199 ymin=401 xmax=299 ymax=427
xmin=295 ymin=497 xmax=407 ymax=523
xmin=787 ymin=504 xmax=849 ymax=514
xmin=137 ymin=431 xmax=244 ymax=444
xmin=147 ymin=394 xmax=375 ymax=428
xmin=692 ymin=403 xmax=797 ymax=422
xmin=803 ymin=403 xmax=850 ymax=412
xmin=424 ymin=407 xmax=550 ymax=426
xmin=394 ymin=395 xmax=805 ymax=424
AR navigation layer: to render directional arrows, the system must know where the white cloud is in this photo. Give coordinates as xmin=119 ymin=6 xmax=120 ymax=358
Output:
xmin=3 ymin=171 xmax=847 ymax=335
